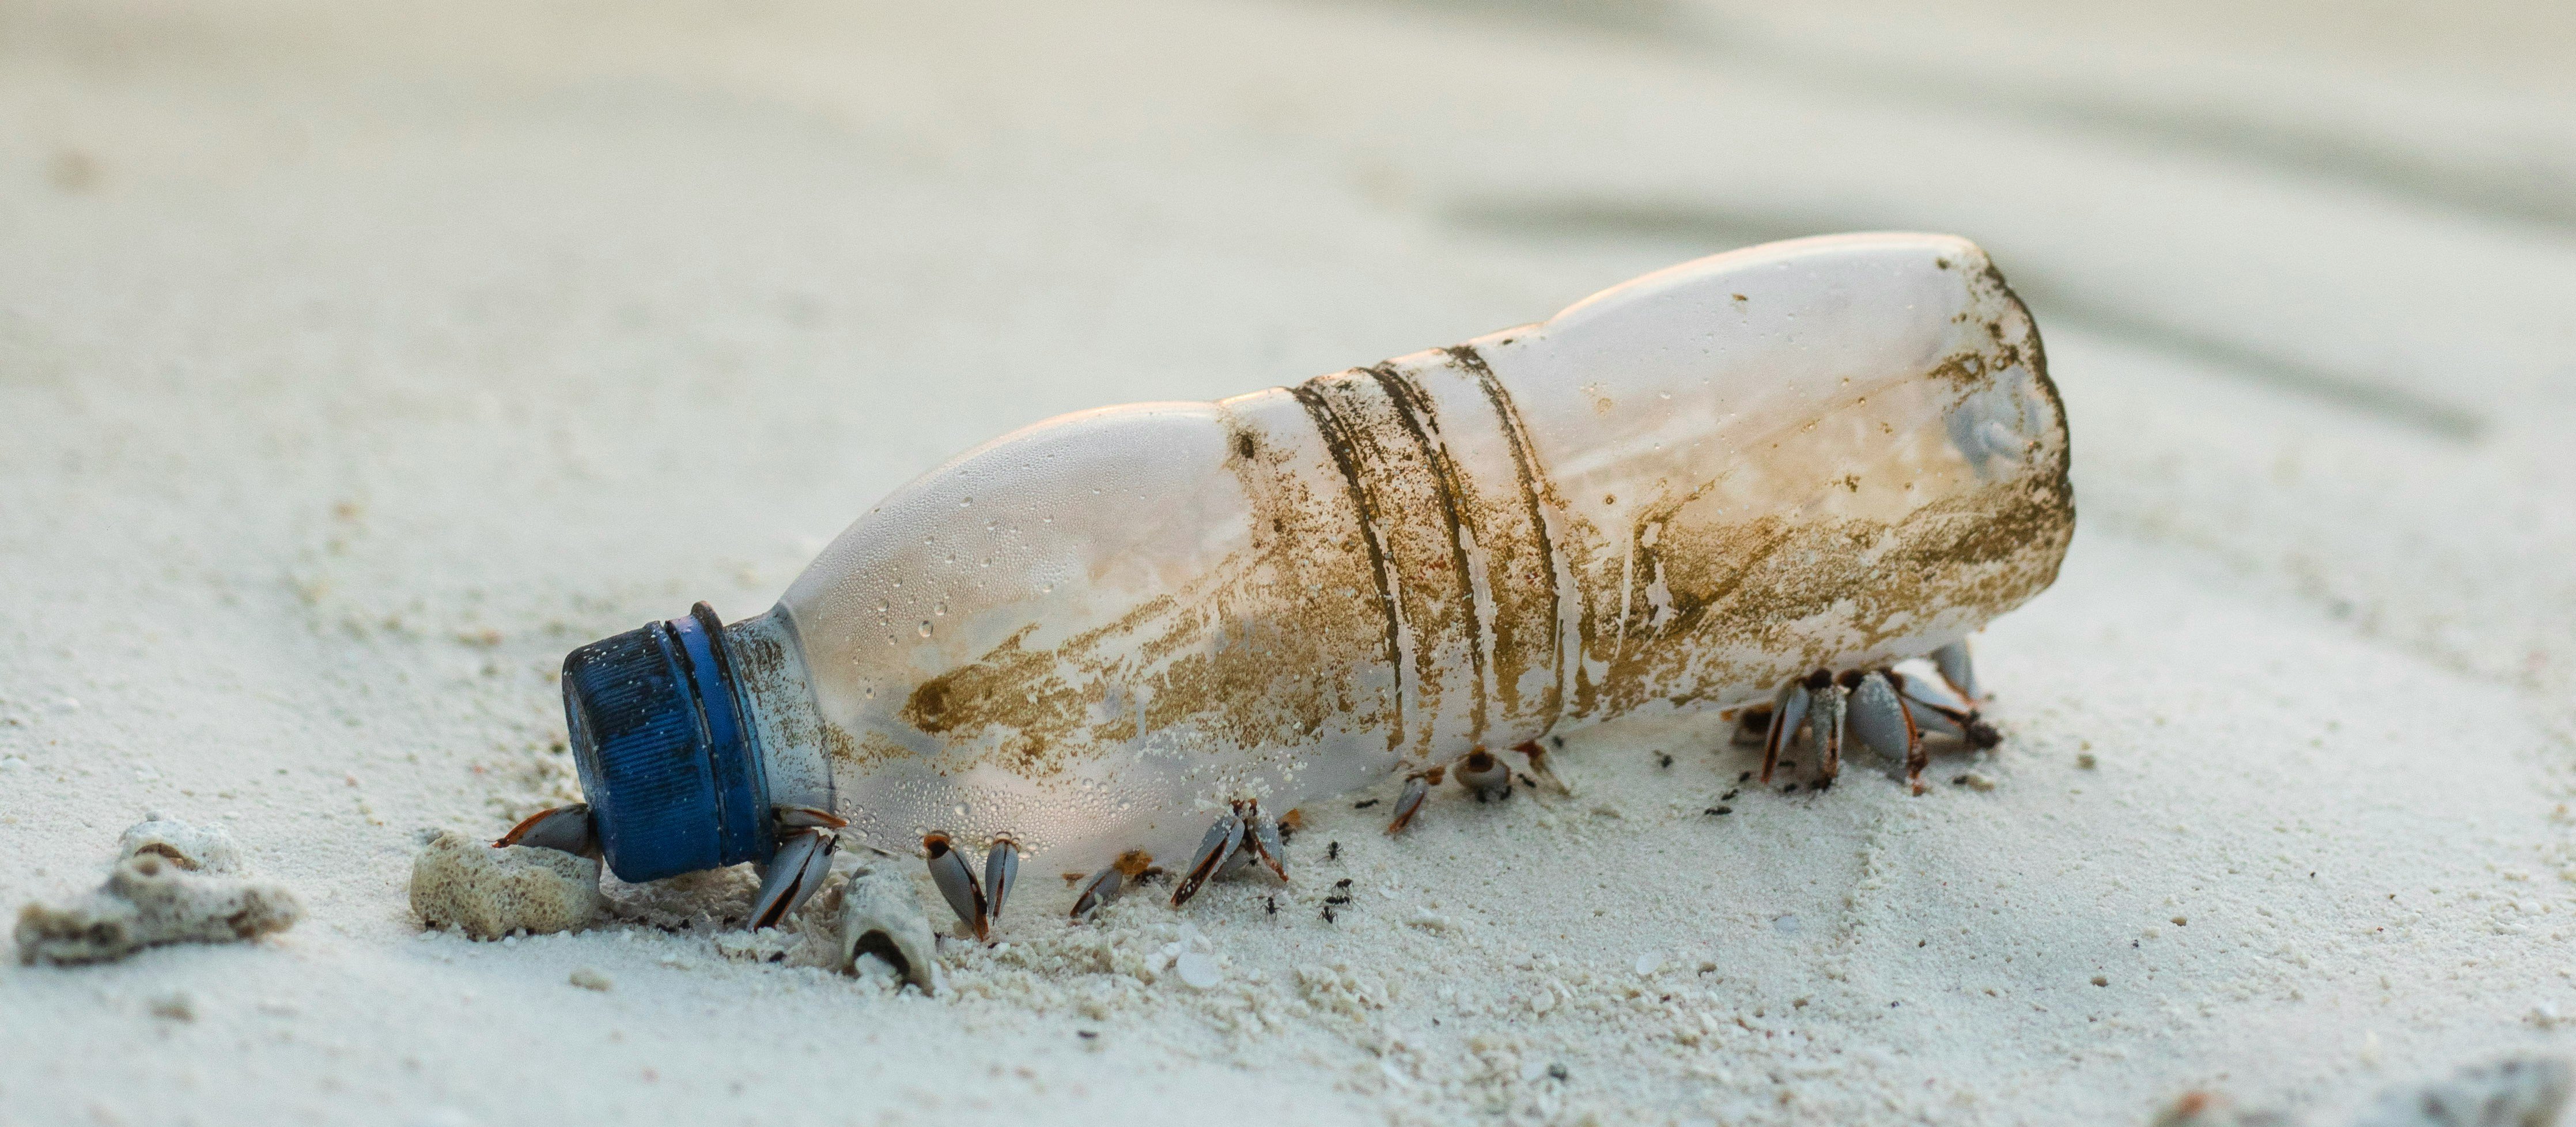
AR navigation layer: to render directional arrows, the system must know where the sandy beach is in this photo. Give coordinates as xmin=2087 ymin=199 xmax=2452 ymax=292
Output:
xmin=5 ymin=1 xmax=2574 ymax=1123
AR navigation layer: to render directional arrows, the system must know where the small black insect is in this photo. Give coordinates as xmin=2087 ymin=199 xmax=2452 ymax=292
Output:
xmin=1322 ymin=904 xmax=1339 ymax=924
xmin=1325 ymin=892 xmax=1352 ymax=906
xmin=1655 ymin=752 xmax=1673 ymax=769
xmin=1265 ymin=895 xmax=1278 ymax=917
xmin=1781 ymin=783 xmax=1800 ymax=793
xmin=1738 ymin=771 xmax=1753 ymax=783
xmin=1326 ymin=841 xmax=1341 ymax=861
xmin=1334 ymin=877 xmax=1352 ymax=889
xmin=1078 ymin=1030 xmax=1099 ymax=1040
xmin=1704 ymin=805 xmax=1732 ymax=816
xmin=1811 ymin=776 xmax=1833 ymax=792
xmin=1353 ymin=799 xmax=1380 ymax=810
xmin=1547 ymin=1064 xmax=1569 ymax=1082
xmin=1719 ymin=788 xmax=1739 ymax=800
xmin=1550 ymin=736 xmax=1564 ymax=749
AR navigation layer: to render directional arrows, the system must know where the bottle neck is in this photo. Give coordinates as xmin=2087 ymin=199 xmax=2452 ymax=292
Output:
xmin=716 ymin=606 xmax=838 ymax=816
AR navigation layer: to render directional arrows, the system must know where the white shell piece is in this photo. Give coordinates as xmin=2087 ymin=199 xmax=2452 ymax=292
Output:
xmin=837 ymin=864 xmax=937 ymax=994
xmin=1173 ymin=951 xmax=1221 ymax=989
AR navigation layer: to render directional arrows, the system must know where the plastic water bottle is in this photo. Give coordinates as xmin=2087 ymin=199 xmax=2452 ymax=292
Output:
xmin=557 ymin=233 xmax=2072 ymax=890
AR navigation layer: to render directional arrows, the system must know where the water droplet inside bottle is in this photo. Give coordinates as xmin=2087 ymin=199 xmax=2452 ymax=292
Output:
xmin=933 ymin=601 xmax=948 ymax=617
xmin=918 ymin=621 xmax=933 ymax=638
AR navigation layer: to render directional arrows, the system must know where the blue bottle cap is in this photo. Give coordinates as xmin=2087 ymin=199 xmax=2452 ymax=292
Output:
xmin=560 ymin=603 xmax=773 ymax=882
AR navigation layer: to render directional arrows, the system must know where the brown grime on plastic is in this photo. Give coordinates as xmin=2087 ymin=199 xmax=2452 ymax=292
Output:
xmin=891 ymin=407 xmax=1401 ymax=776
xmin=1446 ymin=343 xmax=1569 ymax=733
xmin=874 ymin=255 xmax=2071 ymax=783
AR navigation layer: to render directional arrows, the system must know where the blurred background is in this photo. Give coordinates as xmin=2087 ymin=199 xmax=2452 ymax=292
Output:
xmin=5 ymin=0 xmax=2570 ymax=701
xmin=3 ymin=2 xmax=2574 ymax=1121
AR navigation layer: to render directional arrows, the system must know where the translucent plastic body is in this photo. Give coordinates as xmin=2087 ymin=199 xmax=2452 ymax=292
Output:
xmin=723 ymin=233 xmax=2073 ymax=893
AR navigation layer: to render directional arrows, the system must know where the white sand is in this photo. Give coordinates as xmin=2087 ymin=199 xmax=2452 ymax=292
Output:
xmin=4 ymin=1 xmax=2574 ymax=1124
